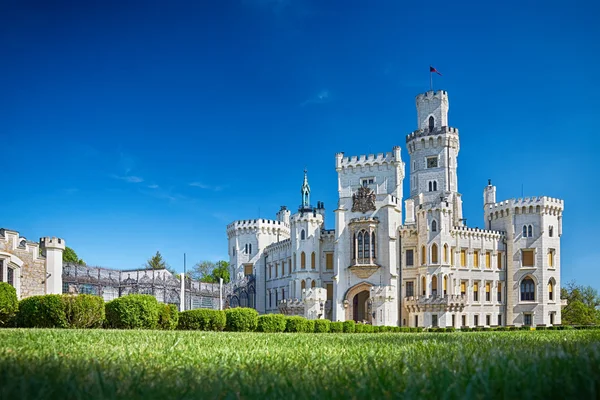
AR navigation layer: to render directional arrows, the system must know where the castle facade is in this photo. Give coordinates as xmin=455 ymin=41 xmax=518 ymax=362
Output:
xmin=227 ymin=89 xmax=564 ymax=328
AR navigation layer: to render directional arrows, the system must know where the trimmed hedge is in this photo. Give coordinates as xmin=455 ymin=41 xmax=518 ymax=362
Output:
xmin=105 ymin=294 xmax=159 ymax=329
xmin=17 ymin=294 xmax=68 ymax=328
xmin=257 ymin=314 xmax=287 ymax=332
xmin=343 ymin=320 xmax=355 ymax=333
xmin=226 ymin=307 xmax=258 ymax=332
xmin=314 ymin=319 xmax=330 ymax=333
xmin=330 ymin=321 xmax=343 ymax=333
xmin=178 ymin=309 xmax=226 ymax=331
xmin=285 ymin=316 xmax=311 ymax=333
xmin=158 ymin=303 xmax=179 ymax=330
xmin=0 ymin=282 xmax=18 ymax=326
xmin=62 ymin=294 xmax=105 ymax=329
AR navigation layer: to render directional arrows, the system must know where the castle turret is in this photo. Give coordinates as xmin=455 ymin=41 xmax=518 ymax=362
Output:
xmin=300 ymin=169 xmax=311 ymax=212
xmin=484 ymin=179 xmax=497 ymax=229
xmin=40 ymin=237 xmax=65 ymax=295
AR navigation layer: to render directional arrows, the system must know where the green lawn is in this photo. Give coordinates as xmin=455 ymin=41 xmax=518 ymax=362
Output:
xmin=0 ymin=329 xmax=599 ymax=399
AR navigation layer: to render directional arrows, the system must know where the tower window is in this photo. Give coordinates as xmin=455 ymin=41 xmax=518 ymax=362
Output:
xmin=549 ymin=226 xmax=554 ymax=237
xmin=428 ymin=116 xmax=435 ymax=132
xmin=301 ymin=230 xmax=305 ymax=240
xmin=406 ymin=249 xmax=414 ymax=266
xmin=406 ymin=281 xmax=414 ymax=297
xmin=520 ymin=277 xmax=535 ymax=301
xmin=431 ymin=220 xmax=437 ymax=232
xmin=522 ymin=225 xmax=528 ymax=237
xmin=528 ymin=225 xmax=533 ymax=237
xmin=433 ymin=181 xmax=437 ymax=191
xmin=426 ymin=157 xmax=438 ymax=169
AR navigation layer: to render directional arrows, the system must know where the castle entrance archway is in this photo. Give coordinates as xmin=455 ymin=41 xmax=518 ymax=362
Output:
xmin=344 ymin=282 xmax=373 ymax=323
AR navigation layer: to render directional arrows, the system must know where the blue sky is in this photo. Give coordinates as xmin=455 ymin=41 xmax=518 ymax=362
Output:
xmin=1 ymin=0 xmax=598 ymax=288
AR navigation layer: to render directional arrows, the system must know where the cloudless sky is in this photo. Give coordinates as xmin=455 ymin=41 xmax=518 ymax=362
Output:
xmin=1 ymin=0 xmax=599 ymax=288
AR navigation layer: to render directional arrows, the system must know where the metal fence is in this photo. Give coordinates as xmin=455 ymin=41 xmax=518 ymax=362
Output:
xmin=62 ymin=264 xmax=256 ymax=312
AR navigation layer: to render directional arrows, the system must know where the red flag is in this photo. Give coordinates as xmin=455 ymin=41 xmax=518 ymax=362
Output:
xmin=430 ymin=66 xmax=442 ymax=76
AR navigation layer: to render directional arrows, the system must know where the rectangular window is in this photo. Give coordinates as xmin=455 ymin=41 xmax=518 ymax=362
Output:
xmin=473 ymin=250 xmax=479 ymax=268
xmin=486 ymin=315 xmax=491 ymax=326
xmin=486 ymin=251 xmax=491 ymax=268
xmin=524 ymin=314 xmax=532 ymax=326
xmin=426 ymin=156 xmax=438 ymax=168
xmin=326 ymin=283 xmax=333 ymax=301
xmin=460 ymin=281 xmax=466 ymax=296
xmin=462 ymin=315 xmax=466 ymax=327
xmin=486 ymin=282 xmax=491 ymax=301
xmin=550 ymin=313 xmax=554 ymax=325
xmin=269 ymin=292 xmax=272 ymax=308
xmin=498 ymin=314 xmax=502 ymax=326
xmin=244 ymin=264 xmax=253 ymax=276
xmin=452 ymin=314 xmax=456 ymax=327
xmin=451 ymin=247 xmax=455 ymax=266
xmin=548 ymin=249 xmax=554 ymax=268
xmin=0 ymin=260 xmax=3 ymax=282
xmin=460 ymin=249 xmax=466 ymax=267
xmin=497 ymin=282 xmax=502 ymax=302
xmin=497 ymin=251 xmax=502 ymax=269
xmin=406 ymin=281 xmax=414 ymax=297
xmin=474 ymin=315 xmax=479 ymax=326
xmin=432 ymin=314 xmax=438 ymax=327
xmin=326 ymin=253 xmax=334 ymax=270
xmin=522 ymin=250 xmax=534 ymax=267
xmin=414 ymin=315 xmax=418 ymax=327
xmin=7 ymin=267 xmax=14 ymax=286
xmin=289 ymin=259 xmax=292 ymax=274
xmin=473 ymin=282 xmax=479 ymax=302
xmin=406 ymin=250 xmax=414 ymax=267
xmin=361 ymin=177 xmax=375 ymax=187
xmin=275 ymin=263 xmax=278 ymax=278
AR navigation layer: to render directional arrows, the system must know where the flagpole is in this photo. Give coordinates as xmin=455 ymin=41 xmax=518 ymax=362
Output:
xmin=430 ymin=70 xmax=433 ymax=91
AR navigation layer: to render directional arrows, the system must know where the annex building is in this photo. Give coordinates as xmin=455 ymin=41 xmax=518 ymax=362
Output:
xmin=226 ymin=89 xmax=564 ymax=328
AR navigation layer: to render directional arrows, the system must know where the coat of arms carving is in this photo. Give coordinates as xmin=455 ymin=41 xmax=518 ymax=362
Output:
xmin=352 ymin=186 xmax=376 ymax=213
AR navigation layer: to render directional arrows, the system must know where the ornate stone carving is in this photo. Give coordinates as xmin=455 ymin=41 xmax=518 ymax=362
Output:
xmin=352 ymin=186 xmax=376 ymax=213
xmin=349 ymin=265 xmax=380 ymax=279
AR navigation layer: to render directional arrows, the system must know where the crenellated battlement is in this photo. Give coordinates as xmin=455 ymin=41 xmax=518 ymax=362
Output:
xmin=415 ymin=90 xmax=448 ymax=103
xmin=486 ymin=196 xmax=564 ymax=221
xmin=291 ymin=212 xmax=324 ymax=224
xmin=264 ymin=238 xmax=291 ymax=254
xmin=0 ymin=228 xmax=44 ymax=258
xmin=226 ymin=218 xmax=291 ymax=237
xmin=405 ymin=126 xmax=459 ymax=143
xmin=452 ymin=225 xmax=505 ymax=239
xmin=335 ymin=146 xmax=401 ymax=170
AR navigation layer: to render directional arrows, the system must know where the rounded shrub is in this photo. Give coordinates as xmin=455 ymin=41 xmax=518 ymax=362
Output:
xmin=342 ymin=320 xmax=355 ymax=333
xmin=225 ymin=307 xmax=258 ymax=332
xmin=399 ymin=327 xmax=410 ymax=333
xmin=306 ymin=319 xmax=315 ymax=333
xmin=285 ymin=316 xmax=311 ymax=332
xmin=354 ymin=323 xmax=365 ymax=333
xmin=178 ymin=309 xmax=226 ymax=331
xmin=257 ymin=314 xmax=287 ymax=332
xmin=314 ymin=319 xmax=330 ymax=333
xmin=158 ymin=303 xmax=179 ymax=330
xmin=105 ymin=294 xmax=159 ymax=329
xmin=329 ymin=321 xmax=343 ymax=333
xmin=62 ymin=294 xmax=105 ymax=329
xmin=0 ymin=282 xmax=18 ymax=326
xmin=17 ymin=294 xmax=68 ymax=328
xmin=445 ymin=327 xmax=456 ymax=333
xmin=363 ymin=324 xmax=374 ymax=333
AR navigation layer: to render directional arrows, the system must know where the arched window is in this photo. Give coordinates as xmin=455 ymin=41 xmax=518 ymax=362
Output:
xmin=428 ymin=181 xmax=433 ymax=192
xmin=311 ymin=252 xmax=316 ymax=269
xmin=301 ymin=230 xmax=306 ymax=240
xmin=371 ymin=232 xmax=376 ymax=258
xmin=443 ymin=244 xmax=448 ymax=263
xmin=433 ymin=181 xmax=437 ymax=191
xmin=528 ymin=225 xmax=533 ymax=237
xmin=358 ymin=231 xmax=364 ymax=259
xmin=301 ymin=252 xmax=306 ymax=269
xmin=293 ymin=253 xmax=296 ymax=271
xmin=245 ymin=244 xmax=248 ymax=254
xmin=432 ymin=220 xmax=437 ymax=232
xmin=549 ymin=226 xmax=554 ymax=237
xmin=431 ymin=243 xmax=438 ymax=264
xmin=421 ymin=276 xmax=426 ymax=296
xmin=443 ymin=276 xmax=448 ymax=296
xmin=520 ymin=277 xmax=535 ymax=301
xmin=429 ymin=116 xmax=435 ymax=132
xmin=301 ymin=280 xmax=306 ymax=291
xmin=353 ymin=233 xmax=356 ymax=259
xmin=421 ymin=245 xmax=426 ymax=265
xmin=522 ymin=225 xmax=528 ymax=237
xmin=311 ymin=280 xmax=316 ymax=288
xmin=249 ymin=244 xmax=252 ymax=254
xmin=432 ymin=275 xmax=438 ymax=296
xmin=548 ymin=280 xmax=554 ymax=301
xmin=364 ymin=230 xmax=370 ymax=260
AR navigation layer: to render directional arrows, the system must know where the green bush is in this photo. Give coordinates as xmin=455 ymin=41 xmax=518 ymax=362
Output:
xmin=62 ymin=294 xmax=105 ymax=329
xmin=178 ymin=309 xmax=226 ymax=331
xmin=445 ymin=327 xmax=456 ymax=333
xmin=355 ymin=323 xmax=365 ymax=333
xmin=285 ymin=316 xmax=311 ymax=333
xmin=306 ymin=319 xmax=315 ymax=333
xmin=17 ymin=295 xmax=68 ymax=328
xmin=330 ymin=321 xmax=343 ymax=333
xmin=226 ymin=308 xmax=258 ymax=332
xmin=363 ymin=324 xmax=374 ymax=333
xmin=105 ymin=294 xmax=159 ymax=329
xmin=314 ymin=319 xmax=330 ymax=333
xmin=399 ymin=327 xmax=410 ymax=333
xmin=0 ymin=282 xmax=18 ymax=326
xmin=257 ymin=314 xmax=287 ymax=332
xmin=343 ymin=320 xmax=355 ymax=333
xmin=158 ymin=303 xmax=179 ymax=330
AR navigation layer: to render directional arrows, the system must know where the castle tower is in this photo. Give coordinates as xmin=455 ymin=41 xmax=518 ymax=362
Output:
xmin=300 ymin=169 xmax=311 ymax=211
xmin=406 ymin=90 xmax=462 ymax=225
xmin=483 ymin=179 xmax=496 ymax=229
xmin=40 ymin=237 xmax=65 ymax=295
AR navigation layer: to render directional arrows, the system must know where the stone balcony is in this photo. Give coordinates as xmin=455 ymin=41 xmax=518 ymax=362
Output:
xmin=403 ymin=294 xmax=467 ymax=312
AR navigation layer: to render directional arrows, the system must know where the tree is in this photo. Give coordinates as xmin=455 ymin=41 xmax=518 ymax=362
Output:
xmin=63 ymin=246 xmax=85 ymax=265
xmin=144 ymin=251 xmax=176 ymax=274
xmin=561 ymin=281 xmax=600 ymax=325
xmin=189 ymin=260 xmax=230 ymax=283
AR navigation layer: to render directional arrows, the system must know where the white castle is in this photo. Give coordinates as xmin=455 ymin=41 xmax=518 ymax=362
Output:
xmin=227 ymin=89 xmax=564 ymax=328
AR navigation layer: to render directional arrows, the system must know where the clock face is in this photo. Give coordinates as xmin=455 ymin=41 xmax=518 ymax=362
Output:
xmin=427 ymin=157 xmax=438 ymax=168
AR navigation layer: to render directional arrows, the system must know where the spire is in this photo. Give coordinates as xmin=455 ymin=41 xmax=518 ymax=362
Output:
xmin=301 ymin=168 xmax=311 ymax=210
